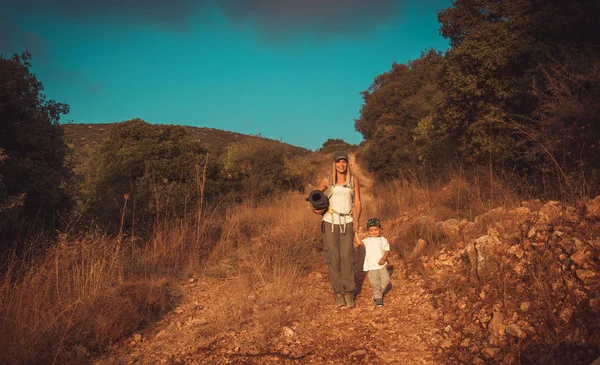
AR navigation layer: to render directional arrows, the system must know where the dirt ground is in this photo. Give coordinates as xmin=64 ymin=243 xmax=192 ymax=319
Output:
xmin=93 ymin=155 xmax=444 ymax=364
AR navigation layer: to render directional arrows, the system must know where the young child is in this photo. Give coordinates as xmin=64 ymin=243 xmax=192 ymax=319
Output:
xmin=354 ymin=217 xmax=390 ymax=307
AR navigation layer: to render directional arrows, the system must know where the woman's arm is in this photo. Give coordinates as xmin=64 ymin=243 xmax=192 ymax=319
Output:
xmin=353 ymin=177 xmax=361 ymax=230
xmin=311 ymin=177 xmax=330 ymax=215
xmin=353 ymin=233 xmax=363 ymax=248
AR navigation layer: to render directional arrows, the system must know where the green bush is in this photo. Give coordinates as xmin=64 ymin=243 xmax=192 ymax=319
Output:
xmin=84 ymin=119 xmax=213 ymax=233
xmin=221 ymin=138 xmax=312 ymax=198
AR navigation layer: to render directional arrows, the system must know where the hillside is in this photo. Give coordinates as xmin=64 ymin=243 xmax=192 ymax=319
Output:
xmin=62 ymin=123 xmax=308 ymax=155
xmin=2 ymin=148 xmax=599 ymax=364
xmin=89 ymin=154 xmax=600 ymax=365
xmin=92 ymin=153 xmax=443 ymax=365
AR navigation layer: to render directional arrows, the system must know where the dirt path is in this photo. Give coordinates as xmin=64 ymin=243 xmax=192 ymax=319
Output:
xmin=94 ymin=154 xmax=443 ymax=364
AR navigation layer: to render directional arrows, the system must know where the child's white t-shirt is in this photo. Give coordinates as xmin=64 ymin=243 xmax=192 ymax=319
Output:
xmin=362 ymin=236 xmax=390 ymax=271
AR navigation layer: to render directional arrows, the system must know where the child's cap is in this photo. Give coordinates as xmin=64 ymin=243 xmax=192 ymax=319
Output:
xmin=366 ymin=218 xmax=381 ymax=229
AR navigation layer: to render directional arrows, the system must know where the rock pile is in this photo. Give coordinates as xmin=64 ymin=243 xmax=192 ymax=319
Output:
xmin=413 ymin=197 xmax=600 ymax=364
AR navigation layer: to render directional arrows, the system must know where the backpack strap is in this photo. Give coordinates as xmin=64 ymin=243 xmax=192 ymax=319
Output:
xmin=325 ymin=175 xmax=355 ymax=234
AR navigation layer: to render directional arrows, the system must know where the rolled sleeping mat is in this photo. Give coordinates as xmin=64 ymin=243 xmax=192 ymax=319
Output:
xmin=306 ymin=190 xmax=329 ymax=210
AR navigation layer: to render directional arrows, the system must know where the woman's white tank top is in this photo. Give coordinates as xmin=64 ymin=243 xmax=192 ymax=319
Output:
xmin=322 ymin=184 xmax=354 ymax=225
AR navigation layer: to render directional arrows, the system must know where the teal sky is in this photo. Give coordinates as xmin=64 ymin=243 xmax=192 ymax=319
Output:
xmin=1 ymin=0 xmax=450 ymax=150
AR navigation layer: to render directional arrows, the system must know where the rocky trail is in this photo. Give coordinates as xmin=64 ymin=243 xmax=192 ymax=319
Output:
xmin=93 ymin=262 xmax=442 ymax=364
xmin=92 ymin=155 xmax=446 ymax=364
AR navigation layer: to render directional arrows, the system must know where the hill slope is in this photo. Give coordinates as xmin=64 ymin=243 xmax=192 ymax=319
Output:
xmin=62 ymin=123 xmax=308 ymax=154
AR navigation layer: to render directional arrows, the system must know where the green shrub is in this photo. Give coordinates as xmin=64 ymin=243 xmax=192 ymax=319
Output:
xmin=221 ymin=138 xmax=312 ymax=198
xmin=84 ymin=119 xmax=213 ymax=233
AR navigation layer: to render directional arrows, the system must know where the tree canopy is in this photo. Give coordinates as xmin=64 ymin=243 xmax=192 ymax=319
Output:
xmin=0 ymin=52 xmax=71 ymax=245
xmin=355 ymin=0 xmax=600 ymax=196
xmin=355 ymin=49 xmax=444 ymax=180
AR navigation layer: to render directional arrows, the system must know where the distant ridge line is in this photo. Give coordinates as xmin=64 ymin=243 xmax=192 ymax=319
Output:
xmin=62 ymin=122 xmax=308 ymax=153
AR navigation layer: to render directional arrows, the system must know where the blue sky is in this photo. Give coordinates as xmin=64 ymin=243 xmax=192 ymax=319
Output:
xmin=1 ymin=0 xmax=450 ymax=150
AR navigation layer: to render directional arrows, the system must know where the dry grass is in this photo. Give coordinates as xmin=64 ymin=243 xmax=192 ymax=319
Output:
xmin=371 ymin=168 xmax=521 ymax=267
xmin=0 ymin=232 xmax=172 ymax=364
xmin=0 ymin=189 xmax=325 ymax=363
xmin=197 ymin=192 xmax=324 ymax=349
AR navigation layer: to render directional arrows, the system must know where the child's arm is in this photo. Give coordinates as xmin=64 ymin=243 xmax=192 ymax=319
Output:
xmin=378 ymin=250 xmax=390 ymax=266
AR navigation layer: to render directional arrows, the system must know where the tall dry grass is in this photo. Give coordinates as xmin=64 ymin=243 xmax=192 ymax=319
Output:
xmin=0 ymin=196 xmax=223 ymax=364
xmin=373 ymin=167 xmax=520 ymax=261
xmin=197 ymin=192 xmax=325 ymax=350
xmin=0 ymin=186 xmax=326 ymax=363
xmin=0 ymin=232 xmax=170 ymax=364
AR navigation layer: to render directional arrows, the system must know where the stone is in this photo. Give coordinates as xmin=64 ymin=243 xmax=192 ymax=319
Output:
xmin=441 ymin=219 xmax=461 ymax=241
xmin=508 ymin=245 xmax=525 ymax=259
xmin=488 ymin=311 xmax=505 ymax=338
xmin=133 ymin=333 xmax=142 ymax=342
xmin=481 ymin=347 xmax=500 ymax=359
xmin=503 ymin=353 xmax=517 ymax=364
xmin=533 ymin=201 xmax=562 ymax=232
xmin=443 ymin=313 xmax=457 ymax=324
xmin=472 ymin=356 xmax=486 ymax=365
xmin=559 ymin=308 xmax=574 ymax=323
xmin=440 ymin=340 xmax=453 ymax=349
xmin=467 ymin=241 xmax=479 ymax=284
xmin=462 ymin=221 xmax=480 ymax=241
xmin=571 ymin=250 xmax=592 ymax=266
xmin=411 ymin=239 xmax=427 ymax=258
xmin=473 ymin=235 xmax=502 ymax=281
xmin=585 ymin=196 xmax=600 ymax=219
xmin=505 ymin=324 xmax=527 ymax=339
xmin=169 ymin=289 xmax=184 ymax=298
xmin=517 ymin=320 xmax=536 ymax=335
xmin=282 ymin=326 xmax=295 ymax=338
xmin=520 ymin=302 xmax=531 ymax=312
xmin=576 ymin=269 xmax=598 ymax=284
xmin=348 ymin=349 xmax=367 ymax=358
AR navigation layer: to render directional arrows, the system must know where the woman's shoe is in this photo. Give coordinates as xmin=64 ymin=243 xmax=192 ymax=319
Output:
xmin=334 ymin=293 xmax=345 ymax=307
xmin=344 ymin=293 xmax=355 ymax=308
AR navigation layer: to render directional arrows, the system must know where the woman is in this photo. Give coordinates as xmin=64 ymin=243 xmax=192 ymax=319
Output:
xmin=311 ymin=151 xmax=361 ymax=307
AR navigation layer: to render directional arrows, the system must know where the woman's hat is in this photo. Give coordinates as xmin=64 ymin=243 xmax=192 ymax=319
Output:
xmin=333 ymin=151 xmax=348 ymax=162
xmin=306 ymin=190 xmax=329 ymax=210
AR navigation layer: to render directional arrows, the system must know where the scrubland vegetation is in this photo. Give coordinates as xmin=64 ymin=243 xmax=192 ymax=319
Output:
xmin=1 ymin=0 xmax=599 ymax=363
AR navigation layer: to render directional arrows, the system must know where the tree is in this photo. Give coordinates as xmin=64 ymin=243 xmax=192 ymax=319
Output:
xmin=0 ymin=52 xmax=71 ymax=246
xmin=86 ymin=119 xmax=211 ymax=232
xmin=221 ymin=138 xmax=309 ymax=197
xmin=432 ymin=0 xmax=600 ymax=178
xmin=318 ymin=138 xmax=356 ymax=154
xmin=355 ymin=49 xmax=444 ymax=180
